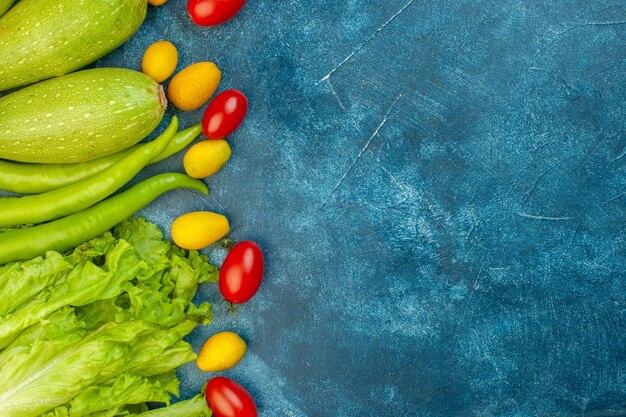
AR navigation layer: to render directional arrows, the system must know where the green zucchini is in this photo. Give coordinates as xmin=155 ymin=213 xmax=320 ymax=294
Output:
xmin=0 ymin=0 xmax=147 ymax=92
xmin=0 ymin=68 xmax=167 ymax=164
xmin=0 ymin=0 xmax=14 ymax=18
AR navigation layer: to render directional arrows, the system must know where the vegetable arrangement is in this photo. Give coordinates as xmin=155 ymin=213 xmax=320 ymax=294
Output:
xmin=0 ymin=173 xmax=208 ymax=264
xmin=0 ymin=118 xmax=179 ymax=228
xmin=0 ymin=0 xmax=261 ymax=415
xmin=0 ymin=124 xmax=204 ymax=194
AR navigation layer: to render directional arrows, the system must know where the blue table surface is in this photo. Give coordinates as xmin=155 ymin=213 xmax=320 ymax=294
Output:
xmin=5 ymin=0 xmax=626 ymax=416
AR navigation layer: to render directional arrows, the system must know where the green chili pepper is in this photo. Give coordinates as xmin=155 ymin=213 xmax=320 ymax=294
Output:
xmin=150 ymin=123 xmax=203 ymax=163
xmin=0 ymin=173 xmax=208 ymax=265
xmin=0 ymin=123 xmax=203 ymax=194
xmin=0 ymin=117 xmax=180 ymax=228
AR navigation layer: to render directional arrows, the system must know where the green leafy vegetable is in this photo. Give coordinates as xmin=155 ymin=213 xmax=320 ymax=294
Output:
xmin=0 ymin=218 xmax=217 ymax=416
xmin=43 ymin=372 xmax=180 ymax=417
xmin=129 ymin=394 xmax=212 ymax=417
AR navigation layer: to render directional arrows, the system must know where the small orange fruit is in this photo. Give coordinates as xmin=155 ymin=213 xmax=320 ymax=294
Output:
xmin=171 ymin=211 xmax=230 ymax=250
xmin=197 ymin=331 xmax=247 ymax=372
xmin=142 ymin=41 xmax=178 ymax=83
xmin=168 ymin=62 xmax=221 ymax=111
xmin=183 ymin=140 xmax=232 ymax=178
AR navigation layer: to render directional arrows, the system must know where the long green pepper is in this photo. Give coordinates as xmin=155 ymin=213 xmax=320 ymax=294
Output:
xmin=0 ymin=173 xmax=208 ymax=265
xmin=0 ymin=118 xmax=180 ymax=228
xmin=0 ymin=123 xmax=203 ymax=194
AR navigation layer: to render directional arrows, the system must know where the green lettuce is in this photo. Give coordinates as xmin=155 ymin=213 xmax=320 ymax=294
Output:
xmin=129 ymin=394 xmax=212 ymax=417
xmin=0 ymin=218 xmax=217 ymax=417
xmin=0 ymin=239 xmax=147 ymax=349
xmin=43 ymin=372 xmax=180 ymax=417
xmin=76 ymin=394 xmax=212 ymax=417
xmin=0 ymin=252 xmax=70 ymax=318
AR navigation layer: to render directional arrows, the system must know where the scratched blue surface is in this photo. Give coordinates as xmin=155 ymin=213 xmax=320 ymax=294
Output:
xmin=5 ymin=0 xmax=626 ymax=415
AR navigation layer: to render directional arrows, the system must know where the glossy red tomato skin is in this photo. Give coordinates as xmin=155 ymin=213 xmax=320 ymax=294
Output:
xmin=219 ymin=241 xmax=264 ymax=304
xmin=202 ymin=90 xmax=248 ymax=139
xmin=188 ymin=0 xmax=246 ymax=27
xmin=206 ymin=377 xmax=258 ymax=417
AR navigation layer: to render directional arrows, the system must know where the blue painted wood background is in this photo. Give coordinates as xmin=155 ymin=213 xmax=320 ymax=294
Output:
xmin=10 ymin=0 xmax=626 ymax=415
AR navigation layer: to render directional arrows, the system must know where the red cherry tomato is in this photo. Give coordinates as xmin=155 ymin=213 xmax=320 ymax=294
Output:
xmin=188 ymin=0 xmax=246 ymax=27
xmin=203 ymin=89 xmax=248 ymax=139
xmin=206 ymin=377 xmax=258 ymax=417
xmin=219 ymin=241 xmax=264 ymax=304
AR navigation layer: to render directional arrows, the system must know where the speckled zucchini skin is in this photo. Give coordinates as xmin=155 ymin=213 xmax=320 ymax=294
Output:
xmin=0 ymin=0 xmax=14 ymax=18
xmin=0 ymin=0 xmax=147 ymax=92
xmin=0 ymin=68 xmax=166 ymax=163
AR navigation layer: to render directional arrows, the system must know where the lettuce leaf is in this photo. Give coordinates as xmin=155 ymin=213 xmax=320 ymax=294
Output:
xmin=130 ymin=395 xmax=212 ymax=417
xmin=0 ymin=239 xmax=146 ymax=349
xmin=0 ymin=251 xmax=70 ymax=319
xmin=1 ymin=320 xmax=158 ymax=416
xmin=0 ymin=318 xmax=201 ymax=416
xmin=0 ymin=218 xmax=217 ymax=417
xmin=43 ymin=371 xmax=179 ymax=417
xmin=5 ymin=306 xmax=85 ymax=350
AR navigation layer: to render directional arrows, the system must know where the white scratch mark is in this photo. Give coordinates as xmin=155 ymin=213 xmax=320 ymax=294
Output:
xmin=604 ymin=192 xmax=626 ymax=204
xmin=465 ymin=224 xmax=476 ymax=242
xmin=515 ymin=212 xmax=573 ymax=221
xmin=446 ymin=260 xmax=486 ymax=360
xmin=326 ymin=79 xmax=346 ymax=111
xmin=318 ymin=94 xmax=403 ymax=210
xmin=317 ymin=0 xmax=416 ymax=83
xmin=576 ymin=135 xmax=605 ymax=174
xmin=379 ymin=164 xmax=416 ymax=197
xmin=472 ymin=265 xmax=484 ymax=291
xmin=522 ymin=172 xmax=545 ymax=206
xmin=556 ymin=20 xmax=626 ymax=36
xmin=410 ymin=90 xmax=447 ymax=120
xmin=558 ymin=225 xmax=580 ymax=266
xmin=521 ymin=158 xmax=570 ymax=205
